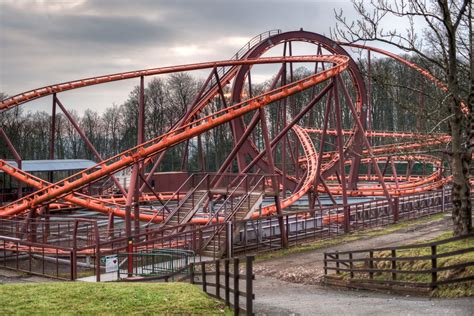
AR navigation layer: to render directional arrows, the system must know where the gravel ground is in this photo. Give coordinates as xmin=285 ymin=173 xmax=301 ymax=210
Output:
xmin=253 ymin=218 xmax=474 ymax=315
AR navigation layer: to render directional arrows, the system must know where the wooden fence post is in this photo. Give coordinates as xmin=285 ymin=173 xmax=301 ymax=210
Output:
xmin=190 ymin=262 xmax=195 ymax=284
xmin=246 ymin=256 xmax=254 ymax=316
xmin=431 ymin=245 xmax=437 ymax=290
xmin=216 ymin=259 xmax=221 ymax=299
xmin=391 ymin=249 xmax=396 ymax=280
xmin=201 ymin=262 xmax=207 ymax=292
xmin=225 ymin=259 xmax=230 ymax=306
xmin=233 ymin=257 xmax=240 ymax=315
xmin=323 ymin=253 xmax=327 ymax=275
xmin=393 ymin=197 xmax=399 ymax=223
xmin=336 ymin=252 xmax=340 ymax=275
xmin=349 ymin=253 xmax=354 ymax=279
xmin=369 ymin=251 xmax=374 ymax=279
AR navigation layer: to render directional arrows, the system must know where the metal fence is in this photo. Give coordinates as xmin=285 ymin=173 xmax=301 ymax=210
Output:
xmin=117 ymin=249 xmax=194 ymax=281
xmin=0 ymin=187 xmax=456 ymax=281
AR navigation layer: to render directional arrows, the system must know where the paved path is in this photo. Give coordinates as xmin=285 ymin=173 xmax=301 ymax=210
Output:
xmin=254 ymin=276 xmax=474 ymax=315
xmin=252 ymin=218 xmax=474 ymax=315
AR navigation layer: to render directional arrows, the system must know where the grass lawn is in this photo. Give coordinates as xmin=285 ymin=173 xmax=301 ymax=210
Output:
xmin=0 ymin=282 xmax=231 ymax=315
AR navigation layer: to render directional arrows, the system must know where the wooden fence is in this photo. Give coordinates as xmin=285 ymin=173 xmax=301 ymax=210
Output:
xmin=190 ymin=256 xmax=255 ymax=316
xmin=323 ymin=233 xmax=474 ymax=293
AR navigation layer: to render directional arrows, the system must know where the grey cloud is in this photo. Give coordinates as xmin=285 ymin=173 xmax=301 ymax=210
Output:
xmin=0 ymin=0 xmax=355 ymax=113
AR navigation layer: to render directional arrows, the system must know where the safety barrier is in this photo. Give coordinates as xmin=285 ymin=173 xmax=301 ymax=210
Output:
xmin=0 ymin=187 xmax=455 ymax=280
xmin=116 ymin=249 xmax=195 ymax=281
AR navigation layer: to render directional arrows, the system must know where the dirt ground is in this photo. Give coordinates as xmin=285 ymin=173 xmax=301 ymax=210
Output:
xmin=0 ymin=268 xmax=57 ymax=284
xmin=253 ymin=217 xmax=450 ymax=285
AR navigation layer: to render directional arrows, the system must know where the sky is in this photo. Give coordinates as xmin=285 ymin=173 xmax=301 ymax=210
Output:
xmin=0 ymin=0 xmax=360 ymax=114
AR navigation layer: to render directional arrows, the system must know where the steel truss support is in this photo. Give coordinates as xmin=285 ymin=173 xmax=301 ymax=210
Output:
xmin=54 ymin=96 xmax=128 ymax=197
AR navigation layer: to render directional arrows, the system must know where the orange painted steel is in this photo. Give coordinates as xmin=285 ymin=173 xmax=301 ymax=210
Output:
xmin=0 ymin=160 xmax=164 ymax=222
xmin=0 ymin=55 xmax=349 ymax=218
xmin=303 ymin=128 xmax=449 ymax=139
xmin=1 ymin=56 xmax=335 ymax=112
xmin=341 ymin=42 xmax=469 ymax=114
xmin=258 ymin=125 xmax=319 ymax=217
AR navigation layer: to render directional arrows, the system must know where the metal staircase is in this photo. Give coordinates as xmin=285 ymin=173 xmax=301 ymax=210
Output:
xmin=200 ymin=175 xmax=265 ymax=258
xmin=161 ymin=175 xmax=210 ymax=228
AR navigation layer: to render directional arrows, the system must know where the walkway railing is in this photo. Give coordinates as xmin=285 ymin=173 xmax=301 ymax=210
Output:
xmin=117 ymin=249 xmax=194 ymax=281
xmin=0 ymin=187 xmax=456 ymax=280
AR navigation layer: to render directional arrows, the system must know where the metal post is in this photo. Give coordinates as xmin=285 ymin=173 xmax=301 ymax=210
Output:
xmin=216 ymin=259 xmax=221 ymax=299
xmin=49 ymin=94 xmax=57 ymax=184
xmin=393 ymin=197 xmax=399 ymax=223
xmin=0 ymin=128 xmax=22 ymax=199
xmin=441 ymin=186 xmax=446 ymax=212
xmin=258 ymin=107 xmax=288 ymax=248
xmin=55 ymin=97 xmax=127 ymax=196
xmin=127 ymin=238 xmax=133 ymax=277
xmin=227 ymin=221 xmax=233 ymax=258
xmin=333 ymin=79 xmax=350 ymax=233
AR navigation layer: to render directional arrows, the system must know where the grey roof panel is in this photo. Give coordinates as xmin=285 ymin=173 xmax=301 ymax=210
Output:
xmin=3 ymin=159 xmax=99 ymax=172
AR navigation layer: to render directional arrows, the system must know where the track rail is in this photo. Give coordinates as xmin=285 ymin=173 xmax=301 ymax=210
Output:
xmin=0 ymin=55 xmax=349 ymax=218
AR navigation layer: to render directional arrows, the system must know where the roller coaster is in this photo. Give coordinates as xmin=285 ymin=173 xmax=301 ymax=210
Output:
xmin=0 ymin=30 xmax=464 ymax=275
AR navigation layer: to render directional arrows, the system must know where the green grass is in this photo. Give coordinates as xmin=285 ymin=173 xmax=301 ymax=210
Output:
xmin=257 ymin=213 xmax=446 ymax=262
xmin=347 ymin=231 xmax=474 ymax=297
xmin=0 ymin=282 xmax=231 ymax=315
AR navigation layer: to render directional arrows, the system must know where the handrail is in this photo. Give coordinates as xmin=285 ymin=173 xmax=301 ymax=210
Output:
xmin=145 ymin=173 xmax=195 ymax=226
xmin=206 ymin=174 xmax=249 ymax=225
xmin=199 ymin=175 xmax=265 ymax=252
xmin=161 ymin=174 xmax=210 ymax=226
xmin=207 ymin=29 xmax=281 ymax=89
xmin=222 ymin=174 xmax=265 ymax=224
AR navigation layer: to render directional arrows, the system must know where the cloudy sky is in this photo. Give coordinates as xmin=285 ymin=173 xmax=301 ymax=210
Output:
xmin=0 ymin=0 xmax=358 ymax=114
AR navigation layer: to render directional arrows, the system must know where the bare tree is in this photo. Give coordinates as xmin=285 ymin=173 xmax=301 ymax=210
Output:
xmin=333 ymin=0 xmax=472 ymax=235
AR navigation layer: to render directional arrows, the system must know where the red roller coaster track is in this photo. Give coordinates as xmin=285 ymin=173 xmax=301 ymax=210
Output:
xmin=0 ymin=30 xmax=462 ymax=243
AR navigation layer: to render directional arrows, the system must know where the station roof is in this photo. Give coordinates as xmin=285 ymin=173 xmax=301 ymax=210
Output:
xmin=2 ymin=159 xmax=99 ymax=172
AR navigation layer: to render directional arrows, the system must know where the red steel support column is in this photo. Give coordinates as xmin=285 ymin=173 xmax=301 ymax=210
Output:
xmin=281 ymin=43 xmax=288 ymax=199
xmin=46 ymin=95 xmax=56 ymax=237
xmin=0 ymin=128 xmax=23 ymax=199
xmin=333 ymin=79 xmax=350 ymax=233
xmin=125 ymin=165 xmax=138 ymax=239
xmin=55 ymin=97 xmax=128 ymax=197
xmin=49 ymin=94 xmax=57 ymax=183
xmin=258 ymin=107 xmax=288 ymax=248
xmin=241 ymin=83 xmax=333 ymax=174
xmin=134 ymin=76 xmax=145 ymax=236
xmin=313 ymin=89 xmax=333 ymax=189
xmin=336 ymin=76 xmax=393 ymax=208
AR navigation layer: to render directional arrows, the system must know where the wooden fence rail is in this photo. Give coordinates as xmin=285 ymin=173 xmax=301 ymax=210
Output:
xmin=190 ymin=256 xmax=255 ymax=316
xmin=323 ymin=233 xmax=474 ymax=291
